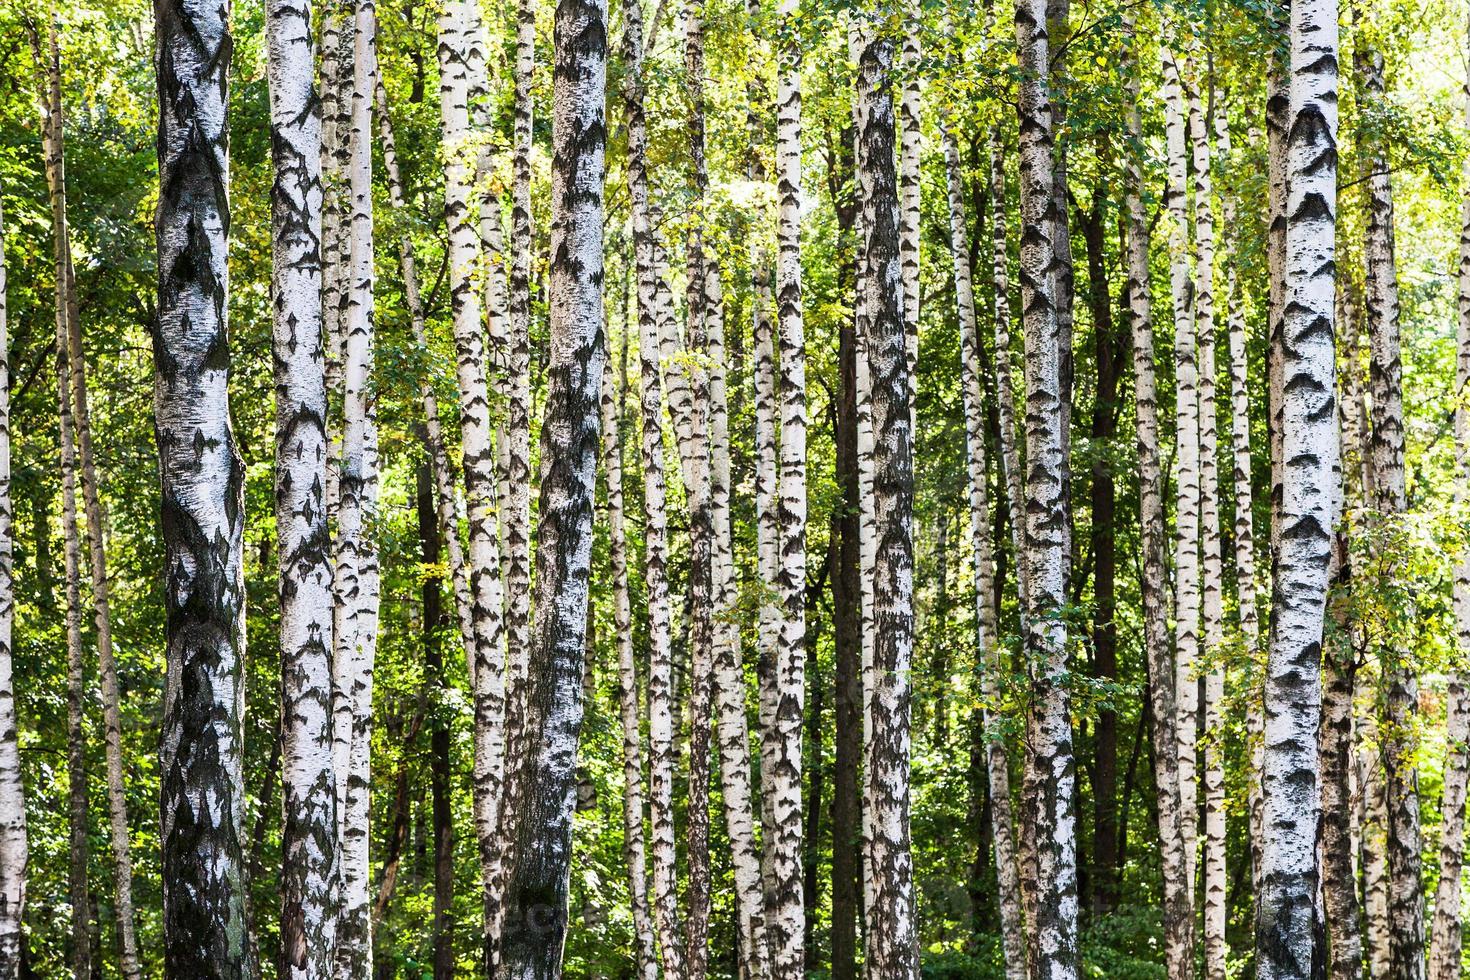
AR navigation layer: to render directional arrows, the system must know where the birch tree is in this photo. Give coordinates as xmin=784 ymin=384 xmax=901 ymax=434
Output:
xmin=332 ymin=3 xmax=383 ymax=972
xmin=153 ymin=0 xmax=252 ymax=969
xmin=942 ymin=80 xmax=1025 ymax=980
xmin=1256 ymin=0 xmax=1340 ymax=973
xmin=1430 ymin=61 xmax=1470 ymax=975
xmin=0 ymin=201 xmax=23 ymax=980
xmin=1124 ymin=11 xmax=1193 ymax=976
xmin=495 ymin=0 xmax=606 ymax=970
xmin=1014 ymin=0 xmax=1078 ymax=973
xmin=854 ymin=17 xmax=918 ymax=980
xmin=266 ymin=0 xmax=338 ymax=972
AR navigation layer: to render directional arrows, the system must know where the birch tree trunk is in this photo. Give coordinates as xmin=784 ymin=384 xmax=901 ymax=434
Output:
xmin=1123 ymin=11 xmax=1193 ymax=976
xmin=266 ymin=0 xmax=338 ymax=973
xmin=943 ymin=103 xmax=1025 ymax=980
xmin=704 ymin=259 xmax=771 ymax=980
xmin=153 ymin=0 xmax=252 ymax=969
xmin=768 ymin=0 xmax=808 ymax=972
xmin=320 ymin=0 xmax=350 ymax=524
xmin=599 ymin=330 xmax=660 ymax=980
xmin=619 ymin=0 xmax=686 ymax=972
xmin=897 ymin=0 xmax=920 ymax=409
xmin=1188 ymin=72 xmax=1227 ymax=980
xmin=990 ymin=138 xmax=1026 ymax=604
xmin=495 ymin=0 xmax=606 ymax=970
xmin=53 ymin=209 xmax=92 ymax=980
xmin=855 ymin=23 xmax=919 ymax=980
xmin=1014 ymin=0 xmax=1078 ymax=974
xmin=1256 ymin=0 xmax=1340 ymax=971
xmin=435 ymin=3 xmax=511 ymax=961
xmin=0 ymin=201 xmax=24 ymax=980
xmin=1430 ymin=58 xmax=1470 ymax=976
xmin=1161 ymin=39 xmax=1201 ymax=906
xmin=1357 ymin=27 xmax=1425 ymax=979
xmin=31 ymin=21 xmax=142 ymax=975
xmin=332 ymin=5 xmax=382 ymax=973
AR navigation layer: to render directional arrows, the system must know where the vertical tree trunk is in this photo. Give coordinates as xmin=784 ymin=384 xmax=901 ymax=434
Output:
xmin=1161 ymin=38 xmax=1201 ymax=908
xmin=1188 ymin=71 xmax=1228 ymax=980
xmin=897 ymin=0 xmax=920 ymax=408
xmin=54 ymin=219 xmax=92 ymax=980
xmin=266 ymin=0 xmax=339 ymax=972
xmin=332 ymin=8 xmax=382 ymax=977
xmin=1430 ymin=55 xmax=1470 ymax=976
xmin=943 ymin=98 xmax=1026 ymax=980
xmin=153 ymin=0 xmax=251 ymax=970
xmin=30 ymin=21 xmax=143 ymax=976
xmin=320 ymin=0 xmax=350 ymax=526
xmin=495 ymin=0 xmax=606 ymax=970
xmin=0 ymin=201 xmax=25 ymax=980
xmin=855 ymin=22 xmax=919 ymax=980
xmin=1013 ymin=0 xmax=1078 ymax=974
xmin=1256 ymin=0 xmax=1339 ymax=971
xmin=619 ymin=0 xmax=686 ymax=972
xmin=415 ymin=466 xmax=455 ymax=980
xmin=434 ymin=2 xmax=511 ymax=961
xmin=768 ymin=0 xmax=808 ymax=974
xmin=1046 ymin=0 xmax=1074 ymax=590
xmin=989 ymin=138 xmax=1027 ymax=607
xmin=1123 ymin=10 xmax=1193 ymax=976
xmin=1356 ymin=25 xmax=1424 ymax=980
xmin=599 ymin=327 xmax=660 ymax=980
xmin=1321 ymin=286 xmax=1362 ymax=980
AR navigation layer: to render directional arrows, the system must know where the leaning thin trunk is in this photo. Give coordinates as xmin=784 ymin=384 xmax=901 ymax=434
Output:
xmin=600 ymin=330 xmax=660 ymax=980
xmin=855 ymin=25 xmax=919 ymax=980
xmin=53 ymin=215 xmax=92 ymax=980
xmin=1256 ymin=0 xmax=1340 ymax=972
xmin=942 ymin=101 xmax=1025 ymax=980
xmin=266 ymin=0 xmax=339 ymax=973
xmin=1430 ymin=52 xmax=1470 ymax=977
xmin=153 ymin=0 xmax=251 ymax=969
xmin=1357 ymin=23 xmax=1424 ymax=979
xmin=0 ymin=201 xmax=25 ymax=980
xmin=495 ymin=0 xmax=606 ymax=971
xmin=1013 ymin=0 xmax=1078 ymax=974
xmin=435 ymin=0 xmax=510 ymax=960
xmin=1123 ymin=11 xmax=1192 ymax=976
xmin=332 ymin=5 xmax=382 ymax=974
xmin=619 ymin=0 xmax=686 ymax=972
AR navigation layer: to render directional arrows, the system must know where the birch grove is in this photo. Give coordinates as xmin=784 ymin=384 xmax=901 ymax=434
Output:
xmin=7 ymin=0 xmax=1470 ymax=974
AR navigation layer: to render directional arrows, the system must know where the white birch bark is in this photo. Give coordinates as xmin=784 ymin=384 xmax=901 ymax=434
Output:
xmin=153 ymin=0 xmax=252 ymax=967
xmin=599 ymin=329 xmax=660 ymax=980
xmin=0 ymin=200 xmax=24 ymax=980
xmin=855 ymin=22 xmax=918 ymax=980
xmin=1256 ymin=0 xmax=1340 ymax=972
xmin=1189 ymin=70 xmax=1227 ymax=980
xmin=618 ymin=0 xmax=686 ymax=971
xmin=1013 ymin=0 xmax=1078 ymax=973
xmin=1123 ymin=11 xmax=1193 ymax=976
xmin=435 ymin=3 xmax=511 ymax=962
xmin=768 ymin=0 xmax=807 ymax=972
xmin=898 ymin=0 xmax=920 ymax=410
xmin=266 ymin=0 xmax=338 ymax=972
xmin=1161 ymin=39 xmax=1201 ymax=906
xmin=332 ymin=5 xmax=382 ymax=974
xmin=494 ymin=0 xmax=606 ymax=968
xmin=1430 ymin=54 xmax=1470 ymax=977
xmin=31 ymin=22 xmax=141 ymax=974
xmin=942 ymin=100 xmax=1025 ymax=980
xmin=321 ymin=0 xmax=350 ymax=525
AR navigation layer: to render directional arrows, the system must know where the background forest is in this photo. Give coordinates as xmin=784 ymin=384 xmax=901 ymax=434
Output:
xmin=0 ymin=0 xmax=1466 ymax=975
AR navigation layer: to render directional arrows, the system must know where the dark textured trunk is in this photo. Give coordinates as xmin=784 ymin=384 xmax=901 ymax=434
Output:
xmin=417 ymin=465 xmax=455 ymax=980
xmin=802 ymin=540 xmax=830 ymax=968
xmin=829 ymin=156 xmax=863 ymax=980
xmin=152 ymin=0 xmax=251 ymax=972
xmin=1081 ymin=194 xmax=1120 ymax=914
xmin=494 ymin=0 xmax=606 ymax=971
